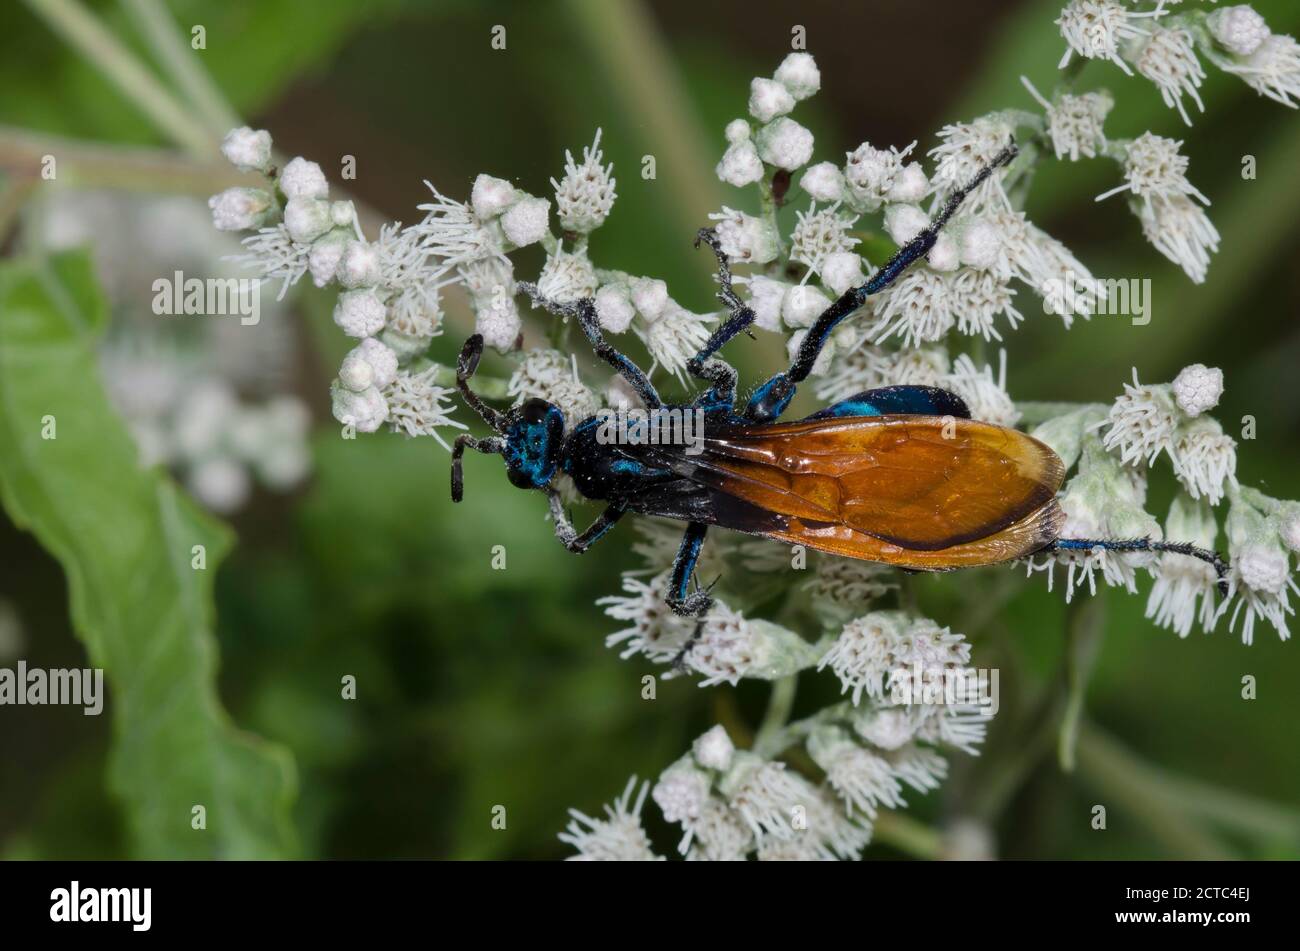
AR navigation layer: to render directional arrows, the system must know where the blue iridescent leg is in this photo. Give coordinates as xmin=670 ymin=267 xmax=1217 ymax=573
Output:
xmin=547 ymin=490 xmax=625 ymax=552
xmin=744 ymin=142 xmax=1019 ymax=423
xmin=518 ymin=282 xmax=662 ymax=409
xmin=1049 ymin=537 xmax=1229 ymax=595
xmin=666 ymin=521 xmax=713 ymax=616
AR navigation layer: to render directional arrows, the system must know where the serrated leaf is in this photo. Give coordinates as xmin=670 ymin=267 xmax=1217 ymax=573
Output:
xmin=0 ymin=249 xmax=296 ymax=858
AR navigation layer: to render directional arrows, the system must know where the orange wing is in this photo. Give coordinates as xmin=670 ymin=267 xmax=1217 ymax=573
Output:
xmin=671 ymin=414 xmax=1065 ymax=570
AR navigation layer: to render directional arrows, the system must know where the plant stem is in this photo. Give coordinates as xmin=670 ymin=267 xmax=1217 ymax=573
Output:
xmin=874 ymin=811 xmax=941 ymax=859
xmin=752 ymin=674 xmax=798 ymax=758
xmin=120 ymin=0 xmax=241 ymax=136
xmin=22 ymin=0 xmax=215 ymax=155
xmin=1058 ymin=594 xmax=1105 ymax=772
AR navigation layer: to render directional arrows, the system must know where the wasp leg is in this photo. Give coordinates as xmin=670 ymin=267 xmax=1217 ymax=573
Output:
xmin=686 ymin=228 xmax=755 ymax=412
xmin=1050 ymin=536 xmax=1231 ymax=597
xmin=745 ymin=143 xmax=1020 ymax=423
xmin=665 ymin=521 xmax=713 ymax=617
xmin=546 ymin=490 xmax=625 ymax=553
xmin=518 ymin=282 xmax=663 ymax=409
xmin=451 ymin=434 xmax=504 ymax=502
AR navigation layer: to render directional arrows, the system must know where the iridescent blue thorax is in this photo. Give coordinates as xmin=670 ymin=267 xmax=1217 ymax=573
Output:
xmin=502 ymin=398 xmax=566 ymax=489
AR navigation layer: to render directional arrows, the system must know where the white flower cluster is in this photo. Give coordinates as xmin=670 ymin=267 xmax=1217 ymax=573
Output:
xmin=1026 ymin=364 xmax=1297 ymax=643
xmin=1057 ymin=2 xmax=1300 ymax=119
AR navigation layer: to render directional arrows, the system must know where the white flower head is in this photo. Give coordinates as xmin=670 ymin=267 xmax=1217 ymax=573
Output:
xmin=889 ymin=744 xmax=951 ymax=793
xmin=560 ymin=777 xmax=663 ymax=861
xmin=928 ymin=115 xmax=1014 ymax=207
xmin=1056 ymin=0 xmax=1157 ymax=77
xmin=790 ymin=202 xmax=858 ymax=277
xmin=470 ymin=174 xmax=518 ymax=220
xmin=278 ymin=156 xmax=329 ymax=200
xmin=333 ymin=288 xmax=387 ymax=338
xmin=330 ymin=379 xmax=388 ymax=434
xmin=782 ymin=283 xmax=831 ymax=329
xmin=724 ymin=118 xmax=751 ymax=144
xmin=594 ymin=281 xmax=636 ymax=334
xmin=383 ymin=366 xmax=465 ymax=447
xmin=1211 ymin=33 xmax=1300 ymax=109
xmin=414 ymin=184 xmax=502 ymax=266
xmin=1146 ymin=494 xmax=1221 ymax=637
xmin=1137 ymin=192 xmax=1220 ymax=284
xmin=307 ymin=229 xmax=348 ymax=287
xmin=741 ymin=274 xmax=791 ymax=332
xmin=947 ymin=268 xmax=1022 ymax=343
xmin=1209 ymin=6 xmax=1271 ymax=58
xmin=600 ymin=570 xmax=693 ymax=663
xmin=508 ymin=348 xmax=598 ymax=424
xmin=1172 ymin=363 xmax=1224 ymax=416
xmin=638 ymin=302 xmax=715 ymax=384
xmin=220 ymin=126 xmax=272 ymax=173
xmin=854 ymin=706 xmax=924 ymax=751
xmin=872 ymin=267 xmax=957 ymax=348
xmin=1099 ymin=132 xmax=1208 ymax=205
xmin=693 ymin=725 xmax=735 ymax=772
xmin=818 ymin=611 xmax=906 ymax=705
xmin=748 ymin=77 xmax=795 ymax=123
xmin=187 ymin=456 xmax=250 ymax=513
xmin=1172 ymin=418 xmax=1237 ymax=506
xmin=337 ymin=239 xmax=382 ymax=288
xmin=499 ymin=195 xmax=551 ymax=249
xmin=339 ymin=337 xmax=398 ymax=392
xmin=819 ymin=251 xmax=866 ymax=297
xmin=652 ymin=759 xmax=712 ymax=825
xmin=536 ymin=247 xmax=598 ymax=304
xmin=800 ymin=161 xmax=845 ymax=203
xmin=707 ymin=206 xmax=780 ymax=264
xmin=685 ymin=796 xmax=754 ymax=861
xmin=552 ymin=129 xmax=617 ymax=234
xmin=883 ymin=202 xmax=929 ymax=246
xmin=1021 ymin=77 xmax=1112 ymax=161
xmin=721 ymin=752 xmax=820 ymax=842
xmin=630 ymin=276 xmax=670 ymax=322
xmin=808 ymin=726 xmax=904 ymax=820
xmin=755 ymin=117 xmax=815 ymax=171
xmin=461 ymin=256 xmax=520 ymax=350
xmin=208 ymin=187 xmax=274 ymax=232
xmin=945 ymin=351 xmax=1020 ymax=427
xmin=1220 ymin=502 xmax=1297 ymax=644
xmin=1136 ymin=27 xmax=1206 ymax=126
xmin=716 ymin=139 xmax=764 ymax=187
xmin=774 ymin=51 xmax=821 ymax=101
xmin=1102 ymin=368 xmax=1179 ymax=466
xmin=843 ymin=140 xmax=917 ymax=213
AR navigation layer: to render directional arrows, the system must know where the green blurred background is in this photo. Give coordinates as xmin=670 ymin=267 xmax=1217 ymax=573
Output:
xmin=0 ymin=0 xmax=1297 ymax=860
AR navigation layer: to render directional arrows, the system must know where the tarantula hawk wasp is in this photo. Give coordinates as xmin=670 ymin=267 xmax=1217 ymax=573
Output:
xmin=450 ymin=142 xmax=1229 ymax=668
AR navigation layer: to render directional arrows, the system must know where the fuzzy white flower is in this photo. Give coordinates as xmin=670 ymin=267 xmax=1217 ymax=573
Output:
xmin=461 ymin=256 xmax=520 ymax=350
xmin=601 ymin=571 xmax=692 ymax=663
xmin=333 ymin=288 xmax=387 ymax=338
xmin=594 ymin=282 xmax=636 ymax=333
xmin=843 ymin=141 xmax=916 ymax=212
xmin=854 ymin=706 xmax=923 ymax=751
xmin=685 ymin=796 xmax=754 ymax=861
xmin=187 ymin=456 xmax=250 ymax=513
xmin=339 ymin=337 xmax=398 ymax=392
xmin=536 ymin=247 xmax=597 ymax=304
xmin=279 ymin=156 xmax=329 ymax=200
xmin=716 ymin=139 xmax=764 ymax=187
xmin=741 ymin=274 xmax=791 ymax=332
xmin=889 ymin=744 xmax=950 ymax=793
xmin=630 ymin=276 xmax=670 ymax=321
xmin=560 ymin=777 xmax=663 ymax=861
xmin=499 ymin=195 xmax=551 ymax=248
xmin=1136 ymin=27 xmax=1205 ymax=126
xmin=800 ymin=161 xmax=845 ymax=202
xmin=808 ymin=727 xmax=904 ymax=819
xmin=774 ymin=52 xmax=821 ymax=101
xmin=755 ymin=117 xmax=814 ymax=171
xmin=818 ymin=611 xmax=905 ymax=705
xmin=414 ymin=185 xmax=502 ymax=265
xmin=748 ymin=77 xmax=795 ymax=123
xmin=1021 ymin=78 xmax=1111 ymax=161
xmin=470 ymin=173 xmax=518 ymax=220
xmin=1056 ymin=0 xmax=1156 ymax=76
xmin=1137 ymin=192 xmax=1220 ymax=284
xmin=1146 ymin=495 xmax=1221 ymax=637
xmin=819 ymin=251 xmax=865 ymax=296
xmin=790 ymin=203 xmax=858 ymax=277
xmin=1173 ymin=417 xmax=1237 ymax=505
xmin=1172 ymin=363 xmax=1223 ymax=417
xmin=638 ymin=303 xmax=715 ymax=384
xmin=1209 ymin=6 xmax=1271 ymax=57
xmin=1102 ymin=369 xmax=1178 ymax=466
xmin=1220 ymin=502 xmax=1297 ymax=644
xmin=872 ymin=267 xmax=956 ymax=348
xmin=708 ymin=207 xmax=780 ymax=264
xmin=883 ymin=202 xmax=929 ymax=246
xmin=307 ymin=230 xmax=348 ymax=287
xmin=382 ymin=367 xmax=465 ymax=446
xmin=928 ymin=115 xmax=1014 ymax=204
xmin=693 ymin=726 xmax=735 ymax=772
xmin=337 ymin=239 xmax=381 ymax=288
xmin=725 ymin=119 xmax=751 ymax=144
xmin=1212 ymin=33 xmax=1300 ymax=109
xmin=220 ymin=126 xmax=272 ymax=173
xmin=652 ymin=760 xmax=712 ymax=825
xmin=330 ymin=380 xmax=388 ymax=434
xmin=945 ymin=351 xmax=1020 ymax=426
xmin=507 ymin=348 xmax=598 ymax=423
xmin=782 ymin=283 xmax=832 ymax=329
xmin=1098 ymin=133 xmax=1208 ymax=205
xmin=721 ymin=752 xmax=819 ymax=842
xmin=552 ymin=129 xmax=617 ymax=234
xmin=208 ymin=187 xmax=274 ymax=231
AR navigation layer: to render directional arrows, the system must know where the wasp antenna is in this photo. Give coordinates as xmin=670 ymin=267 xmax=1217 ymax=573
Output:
xmin=456 ymin=334 xmax=506 ymax=432
xmin=451 ymin=434 xmax=503 ymax=503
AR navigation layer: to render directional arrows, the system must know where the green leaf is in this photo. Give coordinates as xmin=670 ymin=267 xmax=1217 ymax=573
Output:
xmin=0 ymin=249 xmax=296 ymax=858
